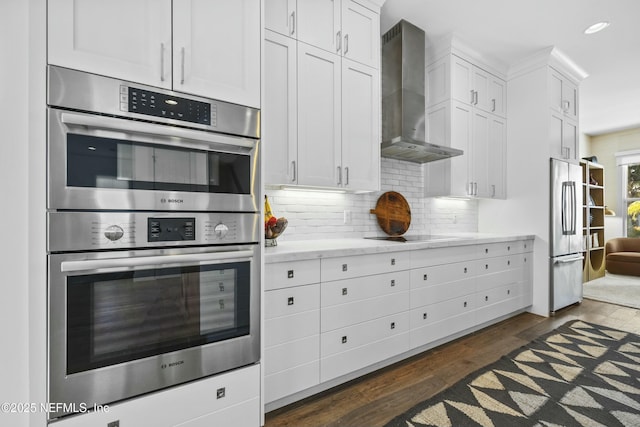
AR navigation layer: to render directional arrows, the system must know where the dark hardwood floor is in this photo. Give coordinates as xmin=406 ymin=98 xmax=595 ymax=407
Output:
xmin=264 ymin=299 xmax=640 ymax=427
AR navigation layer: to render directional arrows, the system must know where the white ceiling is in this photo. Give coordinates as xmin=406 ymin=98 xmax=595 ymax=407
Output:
xmin=380 ymin=0 xmax=640 ymax=136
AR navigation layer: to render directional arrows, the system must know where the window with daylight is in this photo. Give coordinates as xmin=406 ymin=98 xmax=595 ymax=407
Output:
xmin=617 ymin=151 xmax=640 ymax=237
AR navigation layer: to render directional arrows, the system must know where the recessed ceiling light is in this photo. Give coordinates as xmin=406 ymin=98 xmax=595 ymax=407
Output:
xmin=584 ymin=21 xmax=610 ymax=34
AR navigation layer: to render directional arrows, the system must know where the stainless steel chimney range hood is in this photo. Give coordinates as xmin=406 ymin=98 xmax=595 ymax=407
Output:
xmin=381 ymin=20 xmax=463 ymax=163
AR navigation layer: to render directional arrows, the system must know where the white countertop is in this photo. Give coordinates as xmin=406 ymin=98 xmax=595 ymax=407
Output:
xmin=264 ymin=233 xmax=536 ymax=263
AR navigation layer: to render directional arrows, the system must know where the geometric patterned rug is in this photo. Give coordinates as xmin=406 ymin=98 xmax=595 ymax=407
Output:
xmin=385 ymin=320 xmax=640 ymax=426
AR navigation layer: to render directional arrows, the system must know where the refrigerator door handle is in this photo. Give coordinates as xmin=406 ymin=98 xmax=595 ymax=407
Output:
xmin=569 ymin=182 xmax=576 ymax=235
xmin=554 ymin=255 xmax=584 ymax=264
xmin=561 ymin=182 xmax=569 ymax=234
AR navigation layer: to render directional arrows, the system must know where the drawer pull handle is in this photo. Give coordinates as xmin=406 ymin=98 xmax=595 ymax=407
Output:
xmin=485 ymin=264 xmax=489 ymax=270
xmin=507 ymin=289 xmax=511 ymax=295
xmin=342 ymin=336 xmax=347 ymax=344
xmin=508 ymin=245 xmax=511 ymax=251
xmin=423 ymin=274 xmax=428 ymax=281
xmin=390 ymin=322 xmax=396 ymax=330
xmin=464 ymin=267 xmax=468 ymax=273
xmin=216 ymin=387 xmax=226 ymax=399
xmin=485 ymin=248 xmax=489 ymax=254
xmin=485 ymin=295 xmax=489 ymax=301
xmin=464 ymin=301 xmax=468 ymax=307
xmin=524 ymin=257 xmax=527 ymax=263
xmin=342 ymin=264 xmax=348 ymax=272
xmin=287 ymin=297 xmax=294 ymax=305
xmin=391 ymin=258 xmax=396 ymax=266
xmin=342 ymin=287 xmax=348 ymax=295
xmin=390 ymin=280 xmax=396 ymax=287
xmin=287 ymin=270 xmax=294 ymax=279
xmin=423 ymin=312 xmax=428 ymax=320
xmin=507 ymin=260 xmax=511 ymax=266
xmin=525 ymin=243 xmax=528 ymax=249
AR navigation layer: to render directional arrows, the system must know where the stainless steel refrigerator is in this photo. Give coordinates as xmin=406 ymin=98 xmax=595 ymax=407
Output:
xmin=550 ymin=158 xmax=585 ymax=313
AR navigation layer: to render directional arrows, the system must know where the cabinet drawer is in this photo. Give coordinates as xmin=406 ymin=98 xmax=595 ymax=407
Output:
xmin=321 ymin=312 xmax=410 ymax=357
xmin=411 ymin=261 xmax=476 ymax=290
xmin=411 ymin=245 xmax=478 ymax=268
xmin=321 ymin=252 xmax=410 ymax=282
xmin=321 ymin=290 xmax=410 ymax=332
xmin=410 ymin=308 xmax=475 ymax=349
xmin=476 ymin=282 xmax=522 ymax=309
xmin=410 ymin=275 xmax=476 ymax=308
xmin=51 ymin=364 xmax=260 ymax=427
xmin=265 ymin=283 xmax=320 ymax=319
xmin=265 ymin=310 xmax=320 ymax=347
xmin=320 ymin=332 xmax=410 ymax=382
xmin=265 ymin=259 xmax=320 ymax=290
xmin=264 ymin=361 xmax=320 ymax=404
xmin=410 ymin=294 xmax=476 ymax=330
xmin=322 ymin=270 xmax=409 ymax=307
xmin=265 ymin=335 xmax=319 ymax=375
xmin=477 ymin=240 xmax=529 ymax=257
xmin=476 ymin=284 xmax=524 ymax=324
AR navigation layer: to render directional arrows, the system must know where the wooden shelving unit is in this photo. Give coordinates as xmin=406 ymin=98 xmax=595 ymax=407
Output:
xmin=581 ymin=160 xmax=605 ymax=281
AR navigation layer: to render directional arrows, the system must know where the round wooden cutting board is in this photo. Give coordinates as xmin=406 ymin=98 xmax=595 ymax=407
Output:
xmin=369 ymin=191 xmax=411 ymax=236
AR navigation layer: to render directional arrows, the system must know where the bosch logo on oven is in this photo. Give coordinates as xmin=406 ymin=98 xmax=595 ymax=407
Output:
xmin=161 ymin=360 xmax=185 ymax=369
xmin=161 ymin=198 xmax=184 ymax=204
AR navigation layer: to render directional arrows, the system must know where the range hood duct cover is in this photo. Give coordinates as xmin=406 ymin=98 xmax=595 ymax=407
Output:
xmin=381 ymin=20 xmax=463 ymax=163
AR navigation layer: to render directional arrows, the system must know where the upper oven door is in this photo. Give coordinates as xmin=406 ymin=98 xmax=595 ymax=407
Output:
xmin=48 ymin=108 xmax=260 ymax=212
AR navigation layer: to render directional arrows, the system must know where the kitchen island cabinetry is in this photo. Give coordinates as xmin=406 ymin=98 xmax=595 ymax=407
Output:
xmin=264 ymin=236 xmax=533 ymax=411
xmin=424 ymin=46 xmax=507 ymax=199
xmin=51 ymin=364 xmax=260 ymax=427
xmin=48 ymin=0 xmax=260 ymax=108
xmin=263 ymin=0 xmax=382 ymax=191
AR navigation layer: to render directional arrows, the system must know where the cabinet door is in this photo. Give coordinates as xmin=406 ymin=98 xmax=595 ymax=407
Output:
xmin=173 ymin=0 xmax=260 ymax=107
xmin=549 ymin=112 xmax=577 ymax=161
xmin=487 ymin=115 xmax=506 ymax=198
xmin=341 ymin=60 xmax=380 ymax=191
xmin=451 ymin=56 xmax=474 ymax=105
xmin=450 ymin=101 xmax=473 ymax=196
xmin=297 ymin=0 xmax=341 ymax=54
xmin=471 ymin=109 xmax=490 ymax=198
xmin=48 ymin=0 xmax=172 ymax=89
xmin=472 ymin=67 xmax=491 ymax=112
xmin=563 ymin=119 xmax=578 ymax=161
xmin=297 ymin=44 xmax=342 ymax=187
xmin=265 ymin=0 xmax=297 ymax=37
xmin=489 ymin=76 xmax=507 ymax=117
xmin=426 ymin=57 xmax=449 ymax=107
xmin=264 ymin=31 xmax=298 ymax=186
xmin=341 ymin=0 xmax=380 ymax=68
xmin=549 ymin=68 xmax=578 ymax=120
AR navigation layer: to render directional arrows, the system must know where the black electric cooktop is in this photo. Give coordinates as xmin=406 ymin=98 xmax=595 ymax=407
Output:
xmin=364 ymin=234 xmax=461 ymax=242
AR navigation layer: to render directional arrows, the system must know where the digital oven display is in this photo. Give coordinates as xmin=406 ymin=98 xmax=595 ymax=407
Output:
xmin=148 ymin=217 xmax=195 ymax=242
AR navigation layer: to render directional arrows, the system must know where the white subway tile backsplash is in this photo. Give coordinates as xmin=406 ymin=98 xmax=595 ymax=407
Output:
xmin=265 ymin=158 xmax=478 ymax=241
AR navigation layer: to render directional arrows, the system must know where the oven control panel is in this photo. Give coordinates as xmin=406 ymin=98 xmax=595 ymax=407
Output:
xmin=121 ymin=86 xmax=212 ymax=126
xmin=148 ymin=217 xmax=195 ymax=242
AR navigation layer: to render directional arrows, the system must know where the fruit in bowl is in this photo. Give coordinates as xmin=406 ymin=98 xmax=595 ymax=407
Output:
xmin=264 ymin=195 xmax=287 ymax=239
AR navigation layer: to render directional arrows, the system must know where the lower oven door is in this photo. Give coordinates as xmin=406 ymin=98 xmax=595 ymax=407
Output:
xmin=48 ymin=245 xmax=260 ymax=419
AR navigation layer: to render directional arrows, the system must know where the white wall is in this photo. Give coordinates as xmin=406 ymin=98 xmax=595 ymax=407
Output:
xmin=266 ymin=158 xmax=478 ymax=241
xmin=0 ymin=1 xmax=30 ymax=426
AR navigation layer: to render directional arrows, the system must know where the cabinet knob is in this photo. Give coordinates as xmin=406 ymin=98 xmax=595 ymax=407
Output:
xmin=423 ymin=312 xmax=428 ymax=320
xmin=485 ymin=248 xmax=489 ymax=254
xmin=507 ymin=245 xmax=511 ymax=251
xmin=391 ymin=258 xmax=396 ymax=266
xmin=287 ymin=297 xmax=294 ymax=306
xmin=342 ymin=287 xmax=348 ymax=295
xmin=507 ymin=289 xmax=511 ymax=295
xmin=287 ymin=270 xmax=294 ymax=279
xmin=464 ymin=267 xmax=468 ymax=273
xmin=423 ymin=274 xmax=428 ymax=281
xmin=342 ymin=264 xmax=348 ymax=272
xmin=507 ymin=260 xmax=511 ymax=266
xmin=390 ymin=322 xmax=396 ymax=330
xmin=216 ymin=387 xmax=226 ymax=399
xmin=341 ymin=336 xmax=347 ymax=344
xmin=485 ymin=295 xmax=489 ymax=301
xmin=390 ymin=280 xmax=396 ymax=287
xmin=464 ymin=301 xmax=468 ymax=307
xmin=485 ymin=264 xmax=489 ymax=270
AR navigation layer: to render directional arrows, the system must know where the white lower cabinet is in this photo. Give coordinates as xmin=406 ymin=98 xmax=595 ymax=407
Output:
xmin=51 ymin=364 xmax=260 ymax=427
xmin=264 ymin=239 xmax=533 ymax=408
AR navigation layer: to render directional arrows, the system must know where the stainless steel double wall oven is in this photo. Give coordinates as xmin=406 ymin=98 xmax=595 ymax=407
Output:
xmin=46 ymin=66 xmax=261 ymax=419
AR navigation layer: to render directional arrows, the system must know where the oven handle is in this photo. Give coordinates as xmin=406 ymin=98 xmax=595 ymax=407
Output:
xmin=60 ymin=250 xmax=255 ymax=273
xmin=60 ymin=112 xmax=256 ymax=149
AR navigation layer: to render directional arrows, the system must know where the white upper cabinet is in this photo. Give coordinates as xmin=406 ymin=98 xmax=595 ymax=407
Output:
xmin=172 ymin=0 xmax=260 ymax=107
xmin=341 ymin=59 xmax=380 ymax=191
xmin=48 ymin=0 xmax=172 ymax=89
xmin=549 ymin=67 xmax=579 ymax=122
xmin=449 ymin=55 xmax=506 ymax=118
xmin=296 ymin=0 xmax=379 ymax=68
xmin=48 ymin=0 xmax=260 ymax=107
xmin=265 ymin=0 xmax=297 ymax=37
